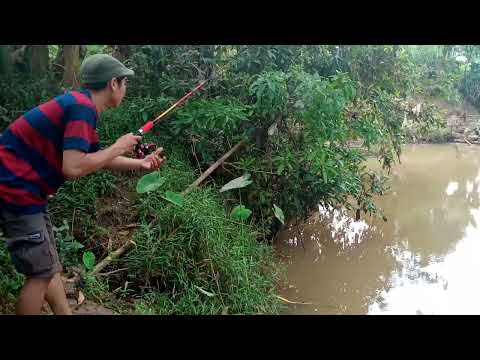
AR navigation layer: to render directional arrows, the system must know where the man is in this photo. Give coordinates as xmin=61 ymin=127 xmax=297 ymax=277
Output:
xmin=0 ymin=54 xmax=165 ymax=315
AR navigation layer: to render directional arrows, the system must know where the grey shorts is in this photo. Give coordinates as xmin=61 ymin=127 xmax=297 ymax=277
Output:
xmin=0 ymin=209 xmax=63 ymax=278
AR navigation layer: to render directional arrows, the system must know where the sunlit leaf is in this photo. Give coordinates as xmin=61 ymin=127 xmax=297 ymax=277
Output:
xmin=82 ymin=251 xmax=96 ymax=270
xmin=161 ymin=191 xmax=184 ymax=207
xmin=220 ymin=173 xmax=253 ymax=192
xmin=136 ymin=172 xmax=166 ymax=193
xmin=231 ymin=205 xmax=252 ymax=221
xmin=273 ymin=204 xmax=285 ymax=224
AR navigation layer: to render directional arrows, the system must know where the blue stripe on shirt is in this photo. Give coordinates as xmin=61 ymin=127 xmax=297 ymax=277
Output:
xmin=55 ymin=92 xmax=78 ymax=108
xmin=0 ymin=162 xmax=47 ymax=198
xmin=66 ymin=104 xmax=97 ymax=129
xmin=0 ymin=129 xmax=65 ymax=190
xmin=0 ymin=198 xmax=47 ymax=215
xmin=23 ymin=108 xmax=63 ymax=150
xmin=63 ymin=137 xmax=91 ymax=153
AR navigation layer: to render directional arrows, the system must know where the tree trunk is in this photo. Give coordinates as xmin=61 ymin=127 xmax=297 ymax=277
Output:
xmin=0 ymin=45 xmax=12 ymax=75
xmin=54 ymin=45 xmax=64 ymax=67
xmin=63 ymin=45 xmax=80 ymax=88
xmin=10 ymin=45 xmax=28 ymax=72
xmin=51 ymin=45 xmax=64 ymax=79
xmin=79 ymin=45 xmax=87 ymax=60
xmin=28 ymin=45 xmax=49 ymax=76
xmin=112 ymin=45 xmax=130 ymax=62
xmin=200 ymin=45 xmax=215 ymax=80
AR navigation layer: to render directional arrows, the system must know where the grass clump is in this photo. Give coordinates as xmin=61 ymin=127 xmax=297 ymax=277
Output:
xmin=126 ymin=187 xmax=282 ymax=315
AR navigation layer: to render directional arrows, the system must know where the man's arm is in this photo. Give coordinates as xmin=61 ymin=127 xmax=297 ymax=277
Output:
xmin=62 ymin=133 xmax=141 ymax=179
xmin=63 ymin=147 xmax=123 ymax=179
xmin=103 ymin=156 xmax=143 ymax=171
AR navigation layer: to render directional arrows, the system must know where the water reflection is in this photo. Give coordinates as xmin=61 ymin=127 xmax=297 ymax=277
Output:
xmin=276 ymin=144 xmax=480 ymax=314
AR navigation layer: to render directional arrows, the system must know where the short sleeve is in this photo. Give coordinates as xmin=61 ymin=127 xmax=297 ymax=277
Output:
xmin=63 ymin=104 xmax=99 ymax=153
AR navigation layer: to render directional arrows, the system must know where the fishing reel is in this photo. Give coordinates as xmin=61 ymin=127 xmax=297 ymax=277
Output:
xmin=135 ymin=142 xmax=157 ymax=159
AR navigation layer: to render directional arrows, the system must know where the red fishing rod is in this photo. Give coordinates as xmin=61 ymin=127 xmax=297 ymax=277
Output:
xmin=136 ymin=79 xmax=209 ymax=136
xmin=134 ymin=79 xmax=209 ymax=158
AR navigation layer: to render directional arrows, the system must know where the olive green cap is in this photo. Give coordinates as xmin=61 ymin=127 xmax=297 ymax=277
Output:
xmin=79 ymin=54 xmax=134 ymax=84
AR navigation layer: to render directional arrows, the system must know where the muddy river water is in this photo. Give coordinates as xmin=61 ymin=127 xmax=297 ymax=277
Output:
xmin=276 ymin=144 xmax=480 ymax=314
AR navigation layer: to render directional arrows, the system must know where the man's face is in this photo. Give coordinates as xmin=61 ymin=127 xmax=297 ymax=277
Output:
xmin=109 ymin=77 xmax=128 ymax=107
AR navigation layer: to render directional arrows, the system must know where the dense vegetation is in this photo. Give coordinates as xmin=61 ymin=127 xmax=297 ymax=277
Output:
xmin=1 ymin=45 xmax=479 ymax=314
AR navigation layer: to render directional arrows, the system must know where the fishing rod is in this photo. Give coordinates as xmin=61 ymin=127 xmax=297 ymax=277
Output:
xmin=134 ymin=79 xmax=209 ymax=158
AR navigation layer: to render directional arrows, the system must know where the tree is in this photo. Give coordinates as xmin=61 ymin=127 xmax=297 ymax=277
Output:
xmin=62 ymin=45 xmax=80 ymax=87
xmin=27 ymin=45 xmax=49 ymax=76
xmin=0 ymin=45 xmax=12 ymax=75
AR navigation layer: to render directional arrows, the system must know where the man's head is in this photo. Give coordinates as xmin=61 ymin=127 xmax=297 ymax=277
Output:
xmin=79 ymin=54 xmax=134 ymax=108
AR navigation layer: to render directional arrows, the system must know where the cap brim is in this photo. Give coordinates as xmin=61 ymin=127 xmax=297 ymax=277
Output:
xmin=120 ymin=68 xmax=135 ymax=77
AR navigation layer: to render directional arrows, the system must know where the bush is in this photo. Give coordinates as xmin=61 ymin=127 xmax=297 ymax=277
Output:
xmin=423 ymin=127 xmax=452 ymax=143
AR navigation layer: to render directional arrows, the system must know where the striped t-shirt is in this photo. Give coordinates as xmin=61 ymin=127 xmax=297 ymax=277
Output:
xmin=0 ymin=89 xmax=100 ymax=215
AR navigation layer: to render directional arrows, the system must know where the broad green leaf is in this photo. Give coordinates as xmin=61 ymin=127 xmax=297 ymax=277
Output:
xmin=136 ymin=172 xmax=166 ymax=193
xmin=161 ymin=191 xmax=184 ymax=207
xmin=231 ymin=205 xmax=252 ymax=221
xmin=82 ymin=251 xmax=96 ymax=270
xmin=220 ymin=173 xmax=253 ymax=192
xmin=273 ymin=204 xmax=285 ymax=225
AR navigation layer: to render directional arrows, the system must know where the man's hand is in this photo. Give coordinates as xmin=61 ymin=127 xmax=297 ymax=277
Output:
xmin=112 ymin=133 xmax=142 ymax=156
xmin=139 ymin=147 xmax=166 ymax=171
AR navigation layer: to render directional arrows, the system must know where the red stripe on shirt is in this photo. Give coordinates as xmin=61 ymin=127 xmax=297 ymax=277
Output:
xmin=71 ymin=91 xmax=96 ymax=111
xmin=9 ymin=116 xmax=62 ymax=171
xmin=64 ymin=120 xmax=97 ymax=143
xmin=38 ymin=99 xmax=64 ymax=128
xmin=0 ymin=145 xmax=56 ymax=195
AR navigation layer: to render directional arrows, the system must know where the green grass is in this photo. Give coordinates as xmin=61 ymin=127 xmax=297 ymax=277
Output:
xmin=121 ymin=142 xmax=282 ymax=314
xmin=128 ymin=188 xmax=282 ymax=315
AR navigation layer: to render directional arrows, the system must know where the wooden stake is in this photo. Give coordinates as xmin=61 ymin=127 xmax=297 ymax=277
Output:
xmin=183 ymin=140 xmax=245 ymax=194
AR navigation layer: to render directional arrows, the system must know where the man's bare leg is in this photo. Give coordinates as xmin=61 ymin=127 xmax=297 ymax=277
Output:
xmin=45 ymin=273 xmax=72 ymax=315
xmin=16 ymin=277 xmax=52 ymax=315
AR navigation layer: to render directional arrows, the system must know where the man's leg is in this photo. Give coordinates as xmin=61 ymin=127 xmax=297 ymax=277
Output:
xmin=42 ymin=212 xmax=71 ymax=315
xmin=3 ymin=210 xmax=67 ymax=315
xmin=45 ymin=273 xmax=72 ymax=315
xmin=16 ymin=276 xmax=52 ymax=315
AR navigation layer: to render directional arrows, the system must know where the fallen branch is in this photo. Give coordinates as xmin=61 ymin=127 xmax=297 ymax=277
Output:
xmin=275 ymin=295 xmax=313 ymax=305
xmin=120 ymin=223 xmax=140 ymax=229
xmin=98 ymin=268 xmax=129 ymax=277
xmin=91 ymin=240 xmax=135 ymax=275
xmin=183 ymin=140 xmax=245 ymax=194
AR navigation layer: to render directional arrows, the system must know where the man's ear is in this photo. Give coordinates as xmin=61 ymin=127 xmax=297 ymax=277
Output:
xmin=109 ymin=78 xmax=117 ymax=91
